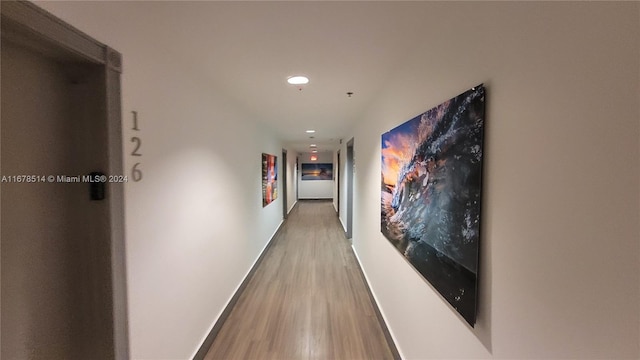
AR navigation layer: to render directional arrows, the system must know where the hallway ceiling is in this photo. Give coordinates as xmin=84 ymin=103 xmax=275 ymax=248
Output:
xmin=38 ymin=1 xmax=432 ymax=153
xmin=194 ymin=2 xmax=427 ymax=153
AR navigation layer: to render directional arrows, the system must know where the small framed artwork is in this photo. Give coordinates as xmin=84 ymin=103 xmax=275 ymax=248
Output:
xmin=301 ymin=163 xmax=333 ymax=180
xmin=262 ymin=153 xmax=277 ymax=207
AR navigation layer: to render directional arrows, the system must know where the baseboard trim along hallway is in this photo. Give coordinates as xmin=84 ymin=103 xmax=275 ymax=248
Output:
xmin=192 ymin=215 xmax=288 ymax=360
xmin=352 ymin=249 xmax=403 ymax=360
xmin=197 ymin=200 xmax=400 ymax=359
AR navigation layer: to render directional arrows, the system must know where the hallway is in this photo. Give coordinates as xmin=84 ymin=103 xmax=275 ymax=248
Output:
xmin=203 ymin=200 xmax=396 ymax=360
xmin=4 ymin=2 xmax=639 ymax=359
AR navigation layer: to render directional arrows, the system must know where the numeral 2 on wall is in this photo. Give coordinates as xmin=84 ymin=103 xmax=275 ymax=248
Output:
xmin=131 ymin=111 xmax=143 ymax=182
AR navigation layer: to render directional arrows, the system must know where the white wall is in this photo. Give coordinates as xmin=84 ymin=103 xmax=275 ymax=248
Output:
xmin=298 ymin=151 xmax=334 ymax=200
xmin=342 ymin=2 xmax=640 ymax=359
xmin=35 ymin=2 xmax=285 ymax=359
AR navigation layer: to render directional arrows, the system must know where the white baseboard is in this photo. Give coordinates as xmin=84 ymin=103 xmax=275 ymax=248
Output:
xmin=192 ymin=219 xmax=284 ymax=359
xmin=287 ymin=200 xmax=297 ymax=214
xmin=352 ymin=246 xmax=405 ymax=360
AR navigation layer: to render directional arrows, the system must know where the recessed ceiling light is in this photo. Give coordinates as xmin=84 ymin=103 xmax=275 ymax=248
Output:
xmin=312 ymin=150 xmax=318 ymax=153
xmin=287 ymin=76 xmax=309 ymax=85
xmin=305 ymin=130 xmax=316 ymax=133
xmin=310 ymin=144 xmax=317 ymax=147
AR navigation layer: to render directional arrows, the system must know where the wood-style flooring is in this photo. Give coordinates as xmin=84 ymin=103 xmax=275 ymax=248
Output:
xmin=203 ymin=200 xmax=396 ymax=360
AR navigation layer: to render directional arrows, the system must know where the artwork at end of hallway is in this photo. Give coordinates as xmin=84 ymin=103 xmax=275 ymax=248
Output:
xmin=381 ymin=84 xmax=485 ymax=326
xmin=301 ymin=163 xmax=333 ymax=180
xmin=262 ymin=153 xmax=278 ymax=207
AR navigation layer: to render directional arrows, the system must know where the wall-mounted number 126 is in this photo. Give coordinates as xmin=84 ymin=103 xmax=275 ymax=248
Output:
xmin=131 ymin=111 xmax=143 ymax=182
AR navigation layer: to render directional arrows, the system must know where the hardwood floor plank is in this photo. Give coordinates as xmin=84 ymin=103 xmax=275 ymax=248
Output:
xmin=203 ymin=200 xmax=395 ymax=360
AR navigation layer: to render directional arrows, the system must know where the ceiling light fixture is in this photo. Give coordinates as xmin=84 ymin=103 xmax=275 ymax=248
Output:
xmin=287 ymin=76 xmax=309 ymax=85
xmin=305 ymin=130 xmax=316 ymax=134
xmin=310 ymin=144 xmax=317 ymax=147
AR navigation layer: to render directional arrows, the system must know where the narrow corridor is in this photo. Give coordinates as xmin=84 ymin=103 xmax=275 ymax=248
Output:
xmin=204 ymin=200 xmax=396 ymax=360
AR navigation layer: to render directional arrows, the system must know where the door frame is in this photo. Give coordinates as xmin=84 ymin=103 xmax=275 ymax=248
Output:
xmin=336 ymin=149 xmax=341 ymax=218
xmin=282 ymin=148 xmax=288 ymax=219
xmin=346 ymin=138 xmax=354 ymax=239
xmin=1 ymin=2 xmax=128 ymax=358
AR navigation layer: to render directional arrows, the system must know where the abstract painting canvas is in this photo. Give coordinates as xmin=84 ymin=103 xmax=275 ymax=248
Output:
xmin=381 ymin=84 xmax=485 ymax=326
xmin=262 ymin=153 xmax=277 ymax=207
xmin=301 ymin=163 xmax=333 ymax=180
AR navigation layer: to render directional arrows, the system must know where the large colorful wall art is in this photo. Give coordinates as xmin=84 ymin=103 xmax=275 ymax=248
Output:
xmin=262 ymin=153 xmax=278 ymax=207
xmin=381 ymin=84 xmax=485 ymax=326
xmin=301 ymin=163 xmax=333 ymax=180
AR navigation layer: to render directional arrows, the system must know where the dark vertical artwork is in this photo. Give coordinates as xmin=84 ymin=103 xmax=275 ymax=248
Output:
xmin=380 ymin=84 xmax=485 ymax=326
xmin=262 ymin=153 xmax=278 ymax=207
